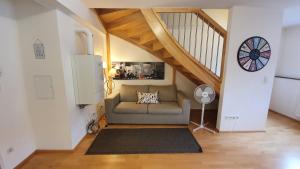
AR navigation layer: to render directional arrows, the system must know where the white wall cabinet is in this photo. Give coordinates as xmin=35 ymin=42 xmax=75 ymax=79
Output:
xmin=270 ymin=26 xmax=300 ymax=121
xmin=270 ymin=78 xmax=300 ymax=121
xmin=71 ymin=55 xmax=104 ymax=105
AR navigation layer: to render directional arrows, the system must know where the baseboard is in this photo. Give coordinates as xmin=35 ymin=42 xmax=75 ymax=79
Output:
xmin=217 ymin=110 xmax=300 ymax=133
xmin=14 ymin=150 xmax=37 ymax=169
xmin=14 ymin=134 xmax=88 ymax=169
xmin=215 ymin=125 xmax=265 ymax=133
xmin=269 ymin=109 xmax=300 ymax=122
xmin=35 ymin=149 xmax=73 ymax=153
xmin=217 ymin=130 xmax=266 ymax=133
xmin=74 ymin=134 xmax=89 ymax=151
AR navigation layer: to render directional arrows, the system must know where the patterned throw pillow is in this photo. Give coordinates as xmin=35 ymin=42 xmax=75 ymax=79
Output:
xmin=137 ymin=91 xmax=159 ymax=104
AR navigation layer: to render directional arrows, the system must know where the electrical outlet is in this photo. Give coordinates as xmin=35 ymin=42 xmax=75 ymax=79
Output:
xmin=225 ymin=116 xmax=239 ymax=120
xmin=6 ymin=147 xmax=13 ymax=154
xmin=225 ymin=116 xmax=234 ymax=120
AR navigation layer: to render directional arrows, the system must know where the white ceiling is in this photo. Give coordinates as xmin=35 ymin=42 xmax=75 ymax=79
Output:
xmin=83 ymin=0 xmax=300 ymax=9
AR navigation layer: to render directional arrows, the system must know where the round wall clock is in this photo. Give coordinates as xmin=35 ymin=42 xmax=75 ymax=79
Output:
xmin=237 ymin=36 xmax=271 ymax=72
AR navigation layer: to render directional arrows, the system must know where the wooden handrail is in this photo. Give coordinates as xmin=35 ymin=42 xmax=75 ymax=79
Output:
xmin=142 ymin=9 xmax=221 ymax=93
xmin=153 ymin=10 xmax=221 ymax=80
xmin=153 ymin=8 xmax=227 ymax=80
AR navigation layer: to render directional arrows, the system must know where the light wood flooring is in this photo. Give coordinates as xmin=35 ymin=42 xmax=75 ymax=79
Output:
xmin=19 ymin=111 xmax=300 ymax=169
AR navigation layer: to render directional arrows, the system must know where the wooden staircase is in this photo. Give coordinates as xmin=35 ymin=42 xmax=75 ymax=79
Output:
xmin=96 ymin=8 xmax=227 ymax=94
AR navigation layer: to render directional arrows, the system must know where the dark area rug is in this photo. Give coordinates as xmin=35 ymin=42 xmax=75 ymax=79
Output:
xmin=86 ymin=128 xmax=202 ymax=155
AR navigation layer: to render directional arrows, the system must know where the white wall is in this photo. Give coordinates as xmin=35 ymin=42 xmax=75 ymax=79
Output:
xmin=56 ymin=10 xmax=105 ymax=148
xmin=15 ymin=0 xmax=106 ymax=150
xmin=270 ymin=26 xmax=300 ymax=121
xmin=0 ymin=1 xmax=36 ymax=169
xmin=275 ymin=26 xmax=300 ymax=77
xmin=35 ymin=0 xmax=106 ymax=33
xmin=17 ymin=0 xmax=106 ymax=150
xmin=203 ymin=9 xmax=229 ymax=30
xmin=18 ymin=7 xmax=73 ymax=149
xmin=270 ymin=78 xmax=300 ymax=121
xmin=217 ymin=6 xmax=282 ymax=131
xmin=0 ymin=0 xmax=105 ymax=168
xmin=110 ymin=35 xmax=173 ymax=91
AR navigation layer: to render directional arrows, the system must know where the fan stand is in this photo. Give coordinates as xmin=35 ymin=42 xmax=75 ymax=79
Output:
xmin=192 ymin=103 xmax=216 ymax=134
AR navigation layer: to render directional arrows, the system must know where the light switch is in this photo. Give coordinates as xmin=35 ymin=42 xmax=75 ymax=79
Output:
xmin=263 ymin=76 xmax=268 ymax=84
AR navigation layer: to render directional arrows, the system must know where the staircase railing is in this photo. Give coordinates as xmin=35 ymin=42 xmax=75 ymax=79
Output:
xmin=154 ymin=8 xmax=227 ymax=79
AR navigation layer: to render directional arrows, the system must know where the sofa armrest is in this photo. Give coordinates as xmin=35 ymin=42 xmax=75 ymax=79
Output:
xmin=105 ymin=92 xmax=120 ymax=115
xmin=177 ymin=92 xmax=191 ymax=115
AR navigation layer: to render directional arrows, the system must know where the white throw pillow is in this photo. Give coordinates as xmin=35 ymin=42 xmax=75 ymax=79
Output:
xmin=137 ymin=91 xmax=159 ymax=104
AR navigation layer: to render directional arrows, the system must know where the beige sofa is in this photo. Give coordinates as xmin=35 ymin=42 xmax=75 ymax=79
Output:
xmin=105 ymin=85 xmax=191 ymax=124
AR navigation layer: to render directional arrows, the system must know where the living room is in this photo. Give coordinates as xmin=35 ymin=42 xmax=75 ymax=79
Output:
xmin=0 ymin=0 xmax=300 ymax=169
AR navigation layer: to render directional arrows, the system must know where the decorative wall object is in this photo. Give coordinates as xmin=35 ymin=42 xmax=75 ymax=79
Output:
xmin=33 ymin=75 xmax=54 ymax=99
xmin=112 ymin=62 xmax=165 ymax=80
xmin=237 ymin=36 xmax=271 ymax=72
xmin=33 ymin=39 xmax=45 ymax=59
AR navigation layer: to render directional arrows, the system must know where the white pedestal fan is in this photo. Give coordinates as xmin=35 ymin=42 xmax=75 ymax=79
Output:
xmin=191 ymin=84 xmax=216 ymax=134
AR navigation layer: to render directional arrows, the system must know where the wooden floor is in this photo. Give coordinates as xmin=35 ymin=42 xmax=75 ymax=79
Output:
xmin=20 ymin=111 xmax=300 ymax=169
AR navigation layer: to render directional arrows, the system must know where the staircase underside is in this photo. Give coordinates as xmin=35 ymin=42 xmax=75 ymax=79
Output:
xmin=96 ymin=8 xmax=222 ymax=93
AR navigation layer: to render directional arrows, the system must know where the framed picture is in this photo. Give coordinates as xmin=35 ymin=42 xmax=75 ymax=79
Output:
xmin=33 ymin=39 xmax=45 ymax=59
xmin=111 ymin=62 xmax=165 ymax=80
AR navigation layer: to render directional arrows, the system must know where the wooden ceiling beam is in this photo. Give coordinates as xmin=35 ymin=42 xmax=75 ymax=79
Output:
xmin=105 ymin=12 xmax=144 ymax=31
xmin=99 ymin=9 xmax=139 ymax=23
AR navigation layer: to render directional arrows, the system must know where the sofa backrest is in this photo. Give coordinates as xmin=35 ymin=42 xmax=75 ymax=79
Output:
xmin=120 ymin=85 xmax=149 ymax=102
xmin=149 ymin=85 xmax=177 ymax=102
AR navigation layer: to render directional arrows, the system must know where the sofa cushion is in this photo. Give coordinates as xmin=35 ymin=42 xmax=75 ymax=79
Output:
xmin=114 ymin=102 xmax=148 ymax=114
xmin=149 ymin=85 xmax=177 ymax=102
xmin=148 ymin=102 xmax=182 ymax=114
xmin=137 ymin=91 xmax=159 ymax=104
xmin=120 ymin=85 xmax=148 ymax=102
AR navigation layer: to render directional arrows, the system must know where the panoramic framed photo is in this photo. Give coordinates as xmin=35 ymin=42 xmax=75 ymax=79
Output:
xmin=111 ymin=62 xmax=165 ymax=80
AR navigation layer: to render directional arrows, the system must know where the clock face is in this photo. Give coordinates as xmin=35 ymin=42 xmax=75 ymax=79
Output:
xmin=237 ymin=36 xmax=271 ymax=72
